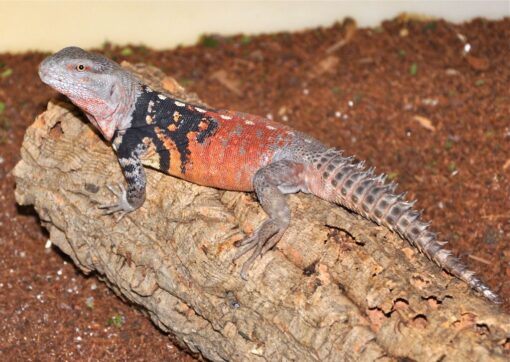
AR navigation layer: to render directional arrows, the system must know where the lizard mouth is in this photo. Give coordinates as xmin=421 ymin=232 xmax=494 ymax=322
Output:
xmin=38 ymin=69 xmax=63 ymax=89
xmin=38 ymin=68 xmax=53 ymax=85
xmin=38 ymin=58 xmax=55 ymax=84
xmin=38 ymin=70 xmax=79 ymax=99
xmin=38 ymin=61 xmax=67 ymax=92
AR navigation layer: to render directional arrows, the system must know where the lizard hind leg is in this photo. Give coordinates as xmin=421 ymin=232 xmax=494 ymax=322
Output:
xmin=234 ymin=160 xmax=306 ymax=279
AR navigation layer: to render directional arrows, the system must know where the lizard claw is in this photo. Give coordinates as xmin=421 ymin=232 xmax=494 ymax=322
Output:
xmin=98 ymin=183 xmax=134 ymax=221
xmin=233 ymin=220 xmax=286 ymax=280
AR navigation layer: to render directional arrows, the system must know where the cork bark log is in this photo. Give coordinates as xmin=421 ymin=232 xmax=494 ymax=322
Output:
xmin=14 ymin=63 xmax=510 ymax=361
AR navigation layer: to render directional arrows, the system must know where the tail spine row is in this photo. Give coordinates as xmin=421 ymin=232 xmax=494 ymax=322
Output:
xmin=308 ymin=149 xmax=500 ymax=303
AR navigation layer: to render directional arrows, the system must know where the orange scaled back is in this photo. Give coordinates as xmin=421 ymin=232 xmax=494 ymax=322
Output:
xmin=154 ymin=109 xmax=295 ymax=191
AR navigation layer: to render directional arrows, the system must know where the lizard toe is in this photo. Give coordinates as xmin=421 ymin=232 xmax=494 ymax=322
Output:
xmin=234 ymin=219 xmax=286 ymax=279
xmin=98 ymin=183 xmax=135 ymax=217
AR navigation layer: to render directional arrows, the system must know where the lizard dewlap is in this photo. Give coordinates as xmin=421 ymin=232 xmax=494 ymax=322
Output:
xmin=38 ymin=46 xmax=501 ymax=304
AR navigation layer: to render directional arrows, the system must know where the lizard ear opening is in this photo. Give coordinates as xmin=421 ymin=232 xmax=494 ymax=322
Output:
xmin=109 ymin=83 xmax=117 ymax=97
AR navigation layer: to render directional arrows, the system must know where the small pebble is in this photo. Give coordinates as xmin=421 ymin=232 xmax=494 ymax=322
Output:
xmin=445 ymin=68 xmax=460 ymax=76
xmin=421 ymin=98 xmax=438 ymax=106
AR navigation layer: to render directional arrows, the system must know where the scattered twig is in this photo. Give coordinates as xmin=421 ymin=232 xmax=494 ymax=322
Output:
xmin=309 ymin=55 xmax=339 ymax=78
xmin=413 ymin=115 xmax=436 ymax=132
xmin=480 ymin=213 xmax=508 ymax=221
xmin=326 ymin=17 xmax=357 ymax=54
xmin=209 ymin=69 xmax=242 ymax=96
xmin=468 ymin=254 xmax=492 ymax=266
xmin=502 ymin=159 xmax=510 ymax=171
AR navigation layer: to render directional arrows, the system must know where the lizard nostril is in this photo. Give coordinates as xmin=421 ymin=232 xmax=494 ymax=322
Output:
xmin=38 ymin=58 xmax=54 ymax=81
xmin=38 ymin=67 xmax=47 ymax=80
xmin=38 ymin=63 xmax=50 ymax=79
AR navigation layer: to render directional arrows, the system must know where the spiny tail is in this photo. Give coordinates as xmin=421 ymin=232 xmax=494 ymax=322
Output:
xmin=309 ymin=149 xmax=501 ymax=303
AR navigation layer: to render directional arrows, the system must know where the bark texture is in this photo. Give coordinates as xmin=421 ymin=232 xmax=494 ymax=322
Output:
xmin=14 ymin=63 xmax=510 ymax=361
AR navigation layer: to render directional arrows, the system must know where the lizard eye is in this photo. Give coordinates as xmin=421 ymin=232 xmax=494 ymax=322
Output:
xmin=76 ymin=64 xmax=85 ymax=71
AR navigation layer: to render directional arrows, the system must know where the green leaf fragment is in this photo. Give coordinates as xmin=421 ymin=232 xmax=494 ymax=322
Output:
xmin=475 ymin=79 xmax=485 ymax=86
xmin=200 ymin=35 xmax=219 ymax=48
xmin=0 ymin=102 xmax=5 ymax=114
xmin=387 ymin=171 xmax=399 ymax=181
xmin=423 ymin=22 xmax=437 ymax=31
xmin=409 ymin=63 xmax=418 ymax=76
xmin=121 ymin=47 xmax=133 ymax=56
xmin=85 ymin=296 xmax=94 ymax=309
xmin=241 ymin=35 xmax=252 ymax=44
xmin=1 ymin=68 xmax=13 ymax=78
xmin=108 ymin=314 xmax=124 ymax=328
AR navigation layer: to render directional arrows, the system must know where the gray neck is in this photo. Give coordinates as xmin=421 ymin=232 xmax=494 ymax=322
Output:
xmin=110 ymin=73 xmax=143 ymax=131
xmin=85 ymin=71 xmax=143 ymax=140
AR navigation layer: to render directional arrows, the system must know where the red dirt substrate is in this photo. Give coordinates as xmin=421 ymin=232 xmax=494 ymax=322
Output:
xmin=0 ymin=16 xmax=509 ymax=360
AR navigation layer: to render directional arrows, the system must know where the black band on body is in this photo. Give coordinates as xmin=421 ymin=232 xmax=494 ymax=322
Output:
xmin=128 ymin=86 xmax=218 ymax=173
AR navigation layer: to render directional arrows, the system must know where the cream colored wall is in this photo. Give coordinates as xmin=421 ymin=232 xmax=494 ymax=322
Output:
xmin=1 ymin=1 xmax=508 ymax=53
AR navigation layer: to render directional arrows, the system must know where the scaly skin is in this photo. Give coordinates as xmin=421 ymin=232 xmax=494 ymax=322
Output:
xmin=38 ymin=47 xmax=501 ymax=303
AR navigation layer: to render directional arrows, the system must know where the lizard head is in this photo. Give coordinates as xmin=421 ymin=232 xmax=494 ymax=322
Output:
xmin=39 ymin=46 xmax=138 ymax=140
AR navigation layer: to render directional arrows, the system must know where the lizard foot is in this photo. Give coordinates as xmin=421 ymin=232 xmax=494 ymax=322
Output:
xmin=233 ymin=220 xmax=286 ymax=280
xmin=97 ymin=183 xmax=135 ymax=221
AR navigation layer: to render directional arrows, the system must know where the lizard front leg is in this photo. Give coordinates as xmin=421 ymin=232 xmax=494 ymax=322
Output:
xmin=234 ymin=159 xmax=306 ymax=279
xmin=99 ymin=135 xmax=147 ymax=220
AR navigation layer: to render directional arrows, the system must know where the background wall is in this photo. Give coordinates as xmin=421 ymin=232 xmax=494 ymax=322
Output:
xmin=1 ymin=0 xmax=508 ymax=52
